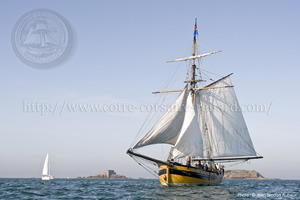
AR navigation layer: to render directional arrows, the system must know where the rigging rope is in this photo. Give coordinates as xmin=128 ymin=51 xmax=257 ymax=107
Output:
xmin=201 ymin=69 xmax=223 ymax=78
xmin=131 ymin=155 xmax=159 ymax=178
xmin=130 ymin=60 xmax=184 ymax=148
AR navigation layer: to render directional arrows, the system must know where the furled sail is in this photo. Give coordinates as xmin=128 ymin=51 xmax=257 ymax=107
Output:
xmin=197 ymin=76 xmax=257 ymax=158
xmin=170 ymin=93 xmax=204 ymax=159
xmin=133 ymin=86 xmax=188 ymax=149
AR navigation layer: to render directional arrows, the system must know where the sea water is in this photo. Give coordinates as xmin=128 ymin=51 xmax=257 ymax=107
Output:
xmin=0 ymin=178 xmax=299 ymax=199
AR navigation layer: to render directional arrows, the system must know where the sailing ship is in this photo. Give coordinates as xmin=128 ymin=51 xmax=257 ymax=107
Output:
xmin=127 ymin=19 xmax=262 ymax=185
xmin=41 ymin=153 xmax=54 ymax=180
xmin=23 ymin=19 xmax=60 ymax=55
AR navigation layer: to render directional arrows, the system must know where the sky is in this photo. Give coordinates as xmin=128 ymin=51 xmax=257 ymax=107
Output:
xmin=0 ymin=0 xmax=300 ymax=179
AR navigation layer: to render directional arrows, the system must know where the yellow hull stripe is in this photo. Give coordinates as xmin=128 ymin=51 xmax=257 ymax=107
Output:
xmin=159 ymin=164 xmax=223 ymax=185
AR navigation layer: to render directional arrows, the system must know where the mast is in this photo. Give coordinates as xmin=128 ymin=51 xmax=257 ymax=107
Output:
xmin=190 ymin=18 xmax=197 ymax=100
xmin=191 ymin=19 xmax=213 ymax=160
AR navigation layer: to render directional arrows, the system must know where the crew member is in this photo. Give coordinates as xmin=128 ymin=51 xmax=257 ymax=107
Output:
xmin=186 ymin=156 xmax=191 ymax=168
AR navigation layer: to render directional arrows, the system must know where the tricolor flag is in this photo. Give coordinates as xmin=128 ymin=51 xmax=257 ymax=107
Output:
xmin=194 ymin=25 xmax=198 ymax=38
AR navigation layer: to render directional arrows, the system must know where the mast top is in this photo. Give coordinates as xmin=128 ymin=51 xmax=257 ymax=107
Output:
xmin=194 ymin=18 xmax=198 ymax=42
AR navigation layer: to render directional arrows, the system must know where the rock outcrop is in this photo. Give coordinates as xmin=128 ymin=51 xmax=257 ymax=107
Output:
xmin=224 ymin=170 xmax=278 ymax=180
xmin=77 ymin=170 xmax=128 ymax=179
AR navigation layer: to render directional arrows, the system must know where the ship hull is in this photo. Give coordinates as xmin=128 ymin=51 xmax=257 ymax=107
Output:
xmin=159 ymin=164 xmax=223 ymax=185
xmin=41 ymin=176 xmax=50 ymax=181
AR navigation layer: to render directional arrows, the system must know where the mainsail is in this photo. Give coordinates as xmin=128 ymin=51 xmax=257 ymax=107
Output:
xmin=197 ymin=76 xmax=257 ymax=159
xmin=42 ymin=153 xmax=49 ymax=176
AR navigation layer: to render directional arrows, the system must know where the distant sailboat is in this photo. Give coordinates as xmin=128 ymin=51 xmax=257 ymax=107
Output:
xmin=41 ymin=153 xmax=54 ymax=180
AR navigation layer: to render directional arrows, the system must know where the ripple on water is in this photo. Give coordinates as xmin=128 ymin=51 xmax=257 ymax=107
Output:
xmin=0 ymin=179 xmax=299 ymax=199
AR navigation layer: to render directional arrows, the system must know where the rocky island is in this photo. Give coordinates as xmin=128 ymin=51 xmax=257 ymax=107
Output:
xmin=77 ymin=170 xmax=128 ymax=179
xmin=224 ymin=170 xmax=279 ymax=180
xmin=77 ymin=169 xmax=278 ymax=180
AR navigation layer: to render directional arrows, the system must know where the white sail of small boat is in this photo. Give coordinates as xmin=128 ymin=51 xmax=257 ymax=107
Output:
xmin=41 ymin=153 xmax=54 ymax=180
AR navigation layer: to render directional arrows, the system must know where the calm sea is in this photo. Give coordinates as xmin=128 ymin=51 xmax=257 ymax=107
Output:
xmin=0 ymin=178 xmax=299 ymax=199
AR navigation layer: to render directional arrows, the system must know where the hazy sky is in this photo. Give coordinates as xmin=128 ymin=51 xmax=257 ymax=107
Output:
xmin=0 ymin=0 xmax=299 ymax=179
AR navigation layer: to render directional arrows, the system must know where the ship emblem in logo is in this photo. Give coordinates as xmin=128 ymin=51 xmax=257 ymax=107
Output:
xmin=12 ymin=9 xmax=72 ymax=69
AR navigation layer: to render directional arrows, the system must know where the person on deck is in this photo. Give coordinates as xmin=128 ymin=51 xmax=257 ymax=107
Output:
xmin=216 ymin=163 xmax=220 ymax=171
xmin=186 ymin=156 xmax=191 ymax=168
xmin=198 ymin=161 xmax=202 ymax=169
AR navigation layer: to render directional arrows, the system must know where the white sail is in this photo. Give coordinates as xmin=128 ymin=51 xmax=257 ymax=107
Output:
xmin=170 ymin=93 xmax=204 ymax=159
xmin=42 ymin=153 xmax=54 ymax=180
xmin=133 ymin=86 xmax=188 ymax=149
xmin=42 ymin=153 xmax=49 ymax=176
xmin=197 ymin=77 xmax=257 ymax=158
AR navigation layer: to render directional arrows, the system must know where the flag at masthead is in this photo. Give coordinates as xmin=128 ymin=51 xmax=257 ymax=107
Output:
xmin=193 ymin=18 xmax=198 ymax=41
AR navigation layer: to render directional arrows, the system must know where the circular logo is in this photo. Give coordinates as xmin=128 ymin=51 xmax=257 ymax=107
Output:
xmin=12 ymin=9 xmax=72 ymax=69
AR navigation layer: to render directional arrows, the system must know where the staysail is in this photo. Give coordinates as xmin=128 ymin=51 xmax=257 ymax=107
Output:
xmin=197 ymin=76 xmax=257 ymax=158
xmin=133 ymin=86 xmax=188 ymax=149
xmin=170 ymin=93 xmax=204 ymax=159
